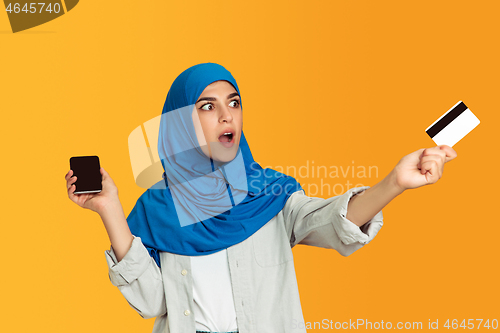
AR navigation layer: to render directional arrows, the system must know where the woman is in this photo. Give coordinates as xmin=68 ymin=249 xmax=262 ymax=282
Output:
xmin=65 ymin=63 xmax=457 ymax=333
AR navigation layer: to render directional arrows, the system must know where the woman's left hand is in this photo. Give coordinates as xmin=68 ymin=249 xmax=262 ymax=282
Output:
xmin=392 ymin=145 xmax=458 ymax=191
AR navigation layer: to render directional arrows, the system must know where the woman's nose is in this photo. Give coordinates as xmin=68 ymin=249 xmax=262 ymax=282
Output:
xmin=219 ymin=105 xmax=233 ymax=123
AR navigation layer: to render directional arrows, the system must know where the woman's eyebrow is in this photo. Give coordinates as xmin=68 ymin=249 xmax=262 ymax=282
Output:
xmin=196 ymin=92 xmax=240 ymax=104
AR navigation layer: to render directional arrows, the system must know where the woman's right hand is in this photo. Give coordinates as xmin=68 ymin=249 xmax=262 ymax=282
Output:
xmin=65 ymin=167 xmax=119 ymax=214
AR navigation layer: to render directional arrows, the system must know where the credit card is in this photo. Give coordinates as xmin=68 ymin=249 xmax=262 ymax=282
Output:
xmin=425 ymin=101 xmax=480 ymax=147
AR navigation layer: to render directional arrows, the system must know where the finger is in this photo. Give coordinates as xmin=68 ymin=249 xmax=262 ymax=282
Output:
xmin=418 ymin=154 xmax=442 ymax=170
xmin=67 ymin=183 xmax=76 ymax=199
xmin=426 ymin=160 xmax=441 ymax=183
xmin=65 ymin=170 xmax=73 ymax=181
xmin=420 ymin=147 xmax=444 ymax=162
xmin=421 ymin=160 xmax=439 ymax=180
xmin=421 ymin=159 xmax=442 ymax=180
xmin=424 ymin=146 xmax=452 ymax=164
xmin=425 ymin=156 xmax=443 ymax=178
xmin=421 ymin=155 xmax=444 ymax=165
xmin=417 ymin=148 xmax=426 ymax=160
xmin=438 ymin=145 xmax=458 ymax=162
xmin=421 ymin=160 xmax=431 ymax=174
xmin=421 ymin=149 xmax=446 ymax=167
xmin=101 ymin=167 xmax=108 ymax=180
xmin=67 ymin=176 xmax=77 ymax=190
xmin=422 ymin=147 xmax=447 ymax=160
xmin=101 ymin=167 xmax=115 ymax=186
xmin=432 ymin=146 xmax=446 ymax=163
xmin=414 ymin=148 xmax=426 ymax=168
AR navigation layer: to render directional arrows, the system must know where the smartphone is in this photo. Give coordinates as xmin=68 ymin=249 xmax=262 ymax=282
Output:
xmin=69 ymin=156 xmax=102 ymax=194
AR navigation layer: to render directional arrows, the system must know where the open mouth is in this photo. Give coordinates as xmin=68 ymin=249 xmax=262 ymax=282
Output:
xmin=218 ymin=131 xmax=235 ymax=148
xmin=218 ymin=132 xmax=234 ymax=143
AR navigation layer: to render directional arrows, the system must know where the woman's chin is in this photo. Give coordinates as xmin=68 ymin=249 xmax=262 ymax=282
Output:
xmin=210 ymin=142 xmax=239 ymax=163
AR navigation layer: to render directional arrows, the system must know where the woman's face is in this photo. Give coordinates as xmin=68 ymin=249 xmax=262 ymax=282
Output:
xmin=192 ymin=80 xmax=243 ymax=163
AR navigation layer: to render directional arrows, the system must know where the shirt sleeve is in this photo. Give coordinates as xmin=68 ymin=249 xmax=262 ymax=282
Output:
xmin=104 ymin=235 xmax=167 ymax=319
xmin=282 ymin=186 xmax=383 ymax=256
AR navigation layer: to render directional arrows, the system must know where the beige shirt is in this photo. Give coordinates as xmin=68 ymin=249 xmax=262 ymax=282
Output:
xmin=104 ymin=186 xmax=384 ymax=333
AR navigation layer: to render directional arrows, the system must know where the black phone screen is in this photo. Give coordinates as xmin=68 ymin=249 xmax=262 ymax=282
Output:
xmin=69 ymin=156 xmax=102 ymax=194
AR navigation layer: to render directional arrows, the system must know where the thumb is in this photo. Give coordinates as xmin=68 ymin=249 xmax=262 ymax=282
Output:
xmin=438 ymin=145 xmax=458 ymax=163
xmin=100 ymin=167 xmax=109 ymax=181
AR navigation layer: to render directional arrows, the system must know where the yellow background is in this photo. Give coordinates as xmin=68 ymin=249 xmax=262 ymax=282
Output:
xmin=1 ymin=0 xmax=498 ymax=331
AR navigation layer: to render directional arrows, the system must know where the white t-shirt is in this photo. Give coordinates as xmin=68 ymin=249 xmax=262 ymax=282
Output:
xmin=190 ymin=248 xmax=238 ymax=332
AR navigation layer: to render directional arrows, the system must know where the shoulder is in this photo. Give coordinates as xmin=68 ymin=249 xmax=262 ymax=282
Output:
xmin=282 ymin=189 xmax=309 ymax=211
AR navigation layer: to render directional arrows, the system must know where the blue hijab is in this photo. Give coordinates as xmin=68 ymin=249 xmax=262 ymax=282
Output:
xmin=126 ymin=63 xmax=303 ymax=268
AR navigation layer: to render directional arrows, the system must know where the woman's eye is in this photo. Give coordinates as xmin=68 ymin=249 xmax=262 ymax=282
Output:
xmin=200 ymin=103 xmax=214 ymax=111
xmin=229 ymin=100 xmax=240 ymax=108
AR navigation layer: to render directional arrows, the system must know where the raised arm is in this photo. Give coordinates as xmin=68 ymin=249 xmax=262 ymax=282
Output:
xmin=65 ymin=167 xmax=167 ymax=319
xmin=346 ymin=145 xmax=458 ymax=227
xmin=98 ymin=197 xmax=134 ymax=262
xmin=105 ymin=235 xmax=167 ymax=319
xmin=66 ymin=167 xmax=133 ymax=260
xmin=282 ymin=187 xmax=383 ymax=256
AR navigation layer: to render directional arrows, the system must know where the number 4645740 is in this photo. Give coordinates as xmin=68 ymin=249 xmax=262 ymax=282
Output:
xmin=5 ymin=3 xmax=62 ymax=14
xmin=444 ymin=319 xmax=498 ymax=330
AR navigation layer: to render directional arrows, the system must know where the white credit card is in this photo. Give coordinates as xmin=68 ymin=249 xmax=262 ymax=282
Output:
xmin=425 ymin=101 xmax=480 ymax=147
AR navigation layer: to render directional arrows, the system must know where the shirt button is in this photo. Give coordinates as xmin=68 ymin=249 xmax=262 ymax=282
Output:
xmin=184 ymin=309 xmax=191 ymax=316
xmin=181 ymin=269 xmax=187 ymax=276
